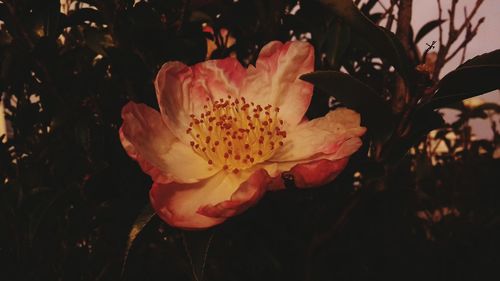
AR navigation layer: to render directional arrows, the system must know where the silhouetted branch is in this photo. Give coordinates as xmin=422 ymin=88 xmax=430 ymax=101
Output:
xmin=433 ymin=0 xmax=484 ymax=80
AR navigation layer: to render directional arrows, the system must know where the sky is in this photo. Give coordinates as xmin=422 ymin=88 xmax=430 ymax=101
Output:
xmin=413 ymin=0 xmax=500 ymax=139
xmin=374 ymin=0 xmax=500 ymax=139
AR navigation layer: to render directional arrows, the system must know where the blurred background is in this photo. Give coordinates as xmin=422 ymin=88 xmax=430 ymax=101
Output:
xmin=0 ymin=0 xmax=499 ymax=281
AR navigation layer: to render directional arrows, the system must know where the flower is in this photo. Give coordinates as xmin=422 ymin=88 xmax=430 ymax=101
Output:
xmin=119 ymin=41 xmax=366 ymax=229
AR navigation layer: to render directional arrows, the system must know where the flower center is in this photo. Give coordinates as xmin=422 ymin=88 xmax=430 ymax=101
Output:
xmin=186 ymin=96 xmax=286 ymax=174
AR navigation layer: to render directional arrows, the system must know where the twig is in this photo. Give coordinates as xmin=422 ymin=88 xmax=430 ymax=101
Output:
xmin=376 ymin=0 xmax=398 ymax=24
xmin=437 ymin=0 xmax=444 ymax=47
xmin=444 ymin=17 xmax=484 ymax=64
xmin=433 ymin=0 xmax=484 ymax=81
xmin=391 ymin=0 xmax=413 ymax=114
xmin=460 ymin=6 xmax=469 ymax=64
xmin=384 ymin=0 xmax=398 ymax=30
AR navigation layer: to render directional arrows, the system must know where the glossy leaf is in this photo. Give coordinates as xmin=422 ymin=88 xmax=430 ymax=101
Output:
xmin=122 ymin=203 xmax=156 ymax=275
xmin=181 ymin=230 xmax=216 ymax=281
xmin=301 ymin=71 xmax=393 ymax=141
xmin=318 ymin=0 xmax=414 ymax=84
xmin=384 ymin=109 xmax=445 ymax=164
xmin=414 ymin=19 xmax=446 ymax=44
xmin=65 ymin=8 xmax=105 ymax=27
xmin=324 ymin=20 xmax=351 ymax=68
xmin=427 ymin=50 xmax=500 ymax=109
xmin=84 ymin=27 xmax=114 ymax=56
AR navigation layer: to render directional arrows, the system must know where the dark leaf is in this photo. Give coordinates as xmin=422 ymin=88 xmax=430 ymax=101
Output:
xmin=459 ymin=49 xmax=500 ymax=68
xmin=84 ymin=27 xmax=114 ymax=56
xmin=301 ymin=71 xmax=393 ymax=142
xmin=65 ymin=8 xmax=105 ymax=27
xmin=360 ymin=0 xmax=378 ymax=15
xmin=318 ymin=0 xmax=414 ymax=84
xmin=76 ymin=0 xmax=100 ymax=7
xmin=470 ymin=103 xmax=500 ymax=118
xmin=181 ymin=229 xmax=216 ymax=281
xmin=324 ymin=20 xmax=351 ymax=68
xmin=122 ymin=203 xmax=156 ymax=275
xmin=414 ymin=19 xmax=446 ymax=44
xmin=384 ymin=109 xmax=445 ymax=164
xmin=427 ymin=50 xmax=500 ymax=109
xmin=190 ymin=10 xmax=213 ymax=25
xmin=367 ymin=12 xmax=384 ymax=24
xmin=475 ymin=102 xmax=500 ymax=113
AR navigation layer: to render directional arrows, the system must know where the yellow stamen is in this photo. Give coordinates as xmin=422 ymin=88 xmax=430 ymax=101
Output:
xmin=186 ymin=97 xmax=286 ymax=172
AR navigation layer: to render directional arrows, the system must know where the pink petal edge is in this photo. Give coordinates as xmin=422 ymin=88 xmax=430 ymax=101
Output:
xmin=197 ymin=169 xmax=271 ymax=218
xmin=240 ymin=40 xmax=314 ymax=126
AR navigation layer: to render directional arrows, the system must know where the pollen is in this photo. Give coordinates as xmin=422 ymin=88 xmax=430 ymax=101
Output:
xmin=186 ymin=96 xmax=286 ymax=171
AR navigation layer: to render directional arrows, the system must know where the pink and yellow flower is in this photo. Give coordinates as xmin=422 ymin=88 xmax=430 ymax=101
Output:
xmin=119 ymin=41 xmax=366 ymax=229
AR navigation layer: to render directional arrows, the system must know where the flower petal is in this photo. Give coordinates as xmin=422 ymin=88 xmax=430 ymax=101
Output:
xmin=197 ymin=169 xmax=271 ymax=218
xmin=270 ymin=108 xmax=366 ymax=162
xmin=191 ymin=57 xmax=246 ymax=99
xmin=150 ymin=169 xmax=271 ymax=229
xmin=155 ymin=62 xmax=195 ymax=142
xmin=288 ymin=157 xmax=350 ymax=188
xmin=120 ymin=102 xmax=219 ymax=184
xmin=240 ymin=41 xmax=314 ymax=126
xmin=267 ymin=137 xmax=363 ymax=190
xmin=119 ymin=130 xmax=171 ymax=184
xmin=155 ymin=58 xmax=246 ymax=143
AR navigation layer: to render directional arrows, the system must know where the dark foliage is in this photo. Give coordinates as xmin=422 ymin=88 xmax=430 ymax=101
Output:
xmin=0 ymin=0 xmax=499 ymax=280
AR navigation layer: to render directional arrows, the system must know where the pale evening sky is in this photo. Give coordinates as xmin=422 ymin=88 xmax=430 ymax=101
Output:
xmin=375 ymin=0 xmax=500 ymax=139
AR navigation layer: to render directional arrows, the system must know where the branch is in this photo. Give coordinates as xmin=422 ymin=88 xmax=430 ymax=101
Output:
xmin=445 ymin=17 xmax=485 ymax=64
xmin=384 ymin=0 xmax=398 ymax=30
xmin=437 ymin=0 xmax=444 ymax=47
xmin=391 ymin=0 xmax=413 ymax=114
xmin=432 ymin=0 xmax=484 ymax=81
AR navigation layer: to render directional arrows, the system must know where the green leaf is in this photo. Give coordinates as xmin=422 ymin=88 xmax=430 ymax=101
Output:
xmin=414 ymin=19 xmax=446 ymax=44
xmin=301 ymin=71 xmax=393 ymax=142
xmin=384 ymin=109 xmax=445 ymax=164
xmin=181 ymin=229 xmax=216 ymax=281
xmin=324 ymin=20 xmax=351 ymax=68
xmin=469 ymin=103 xmax=500 ymax=118
xmin=122 ymin=203 xmax=156 ymax=275
xmin=360 ymin=0 xmax=378 ymax=14
xmin=475 ymin=102 xmax=500 ymax=113
xmin=427 ymin=50 xmax=500 ymax=109
xmin=76 ymin=0 xmax=100 ymax=6
xmin=65 ymin=8 xmax=104 ymax=26
xmin=460 ymin=49 xmax=500 ymax=67
xmin=84 ymin=27 xmax=114 ymax=56
xmin=318 ymin=0 xmax=414 ymax=84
